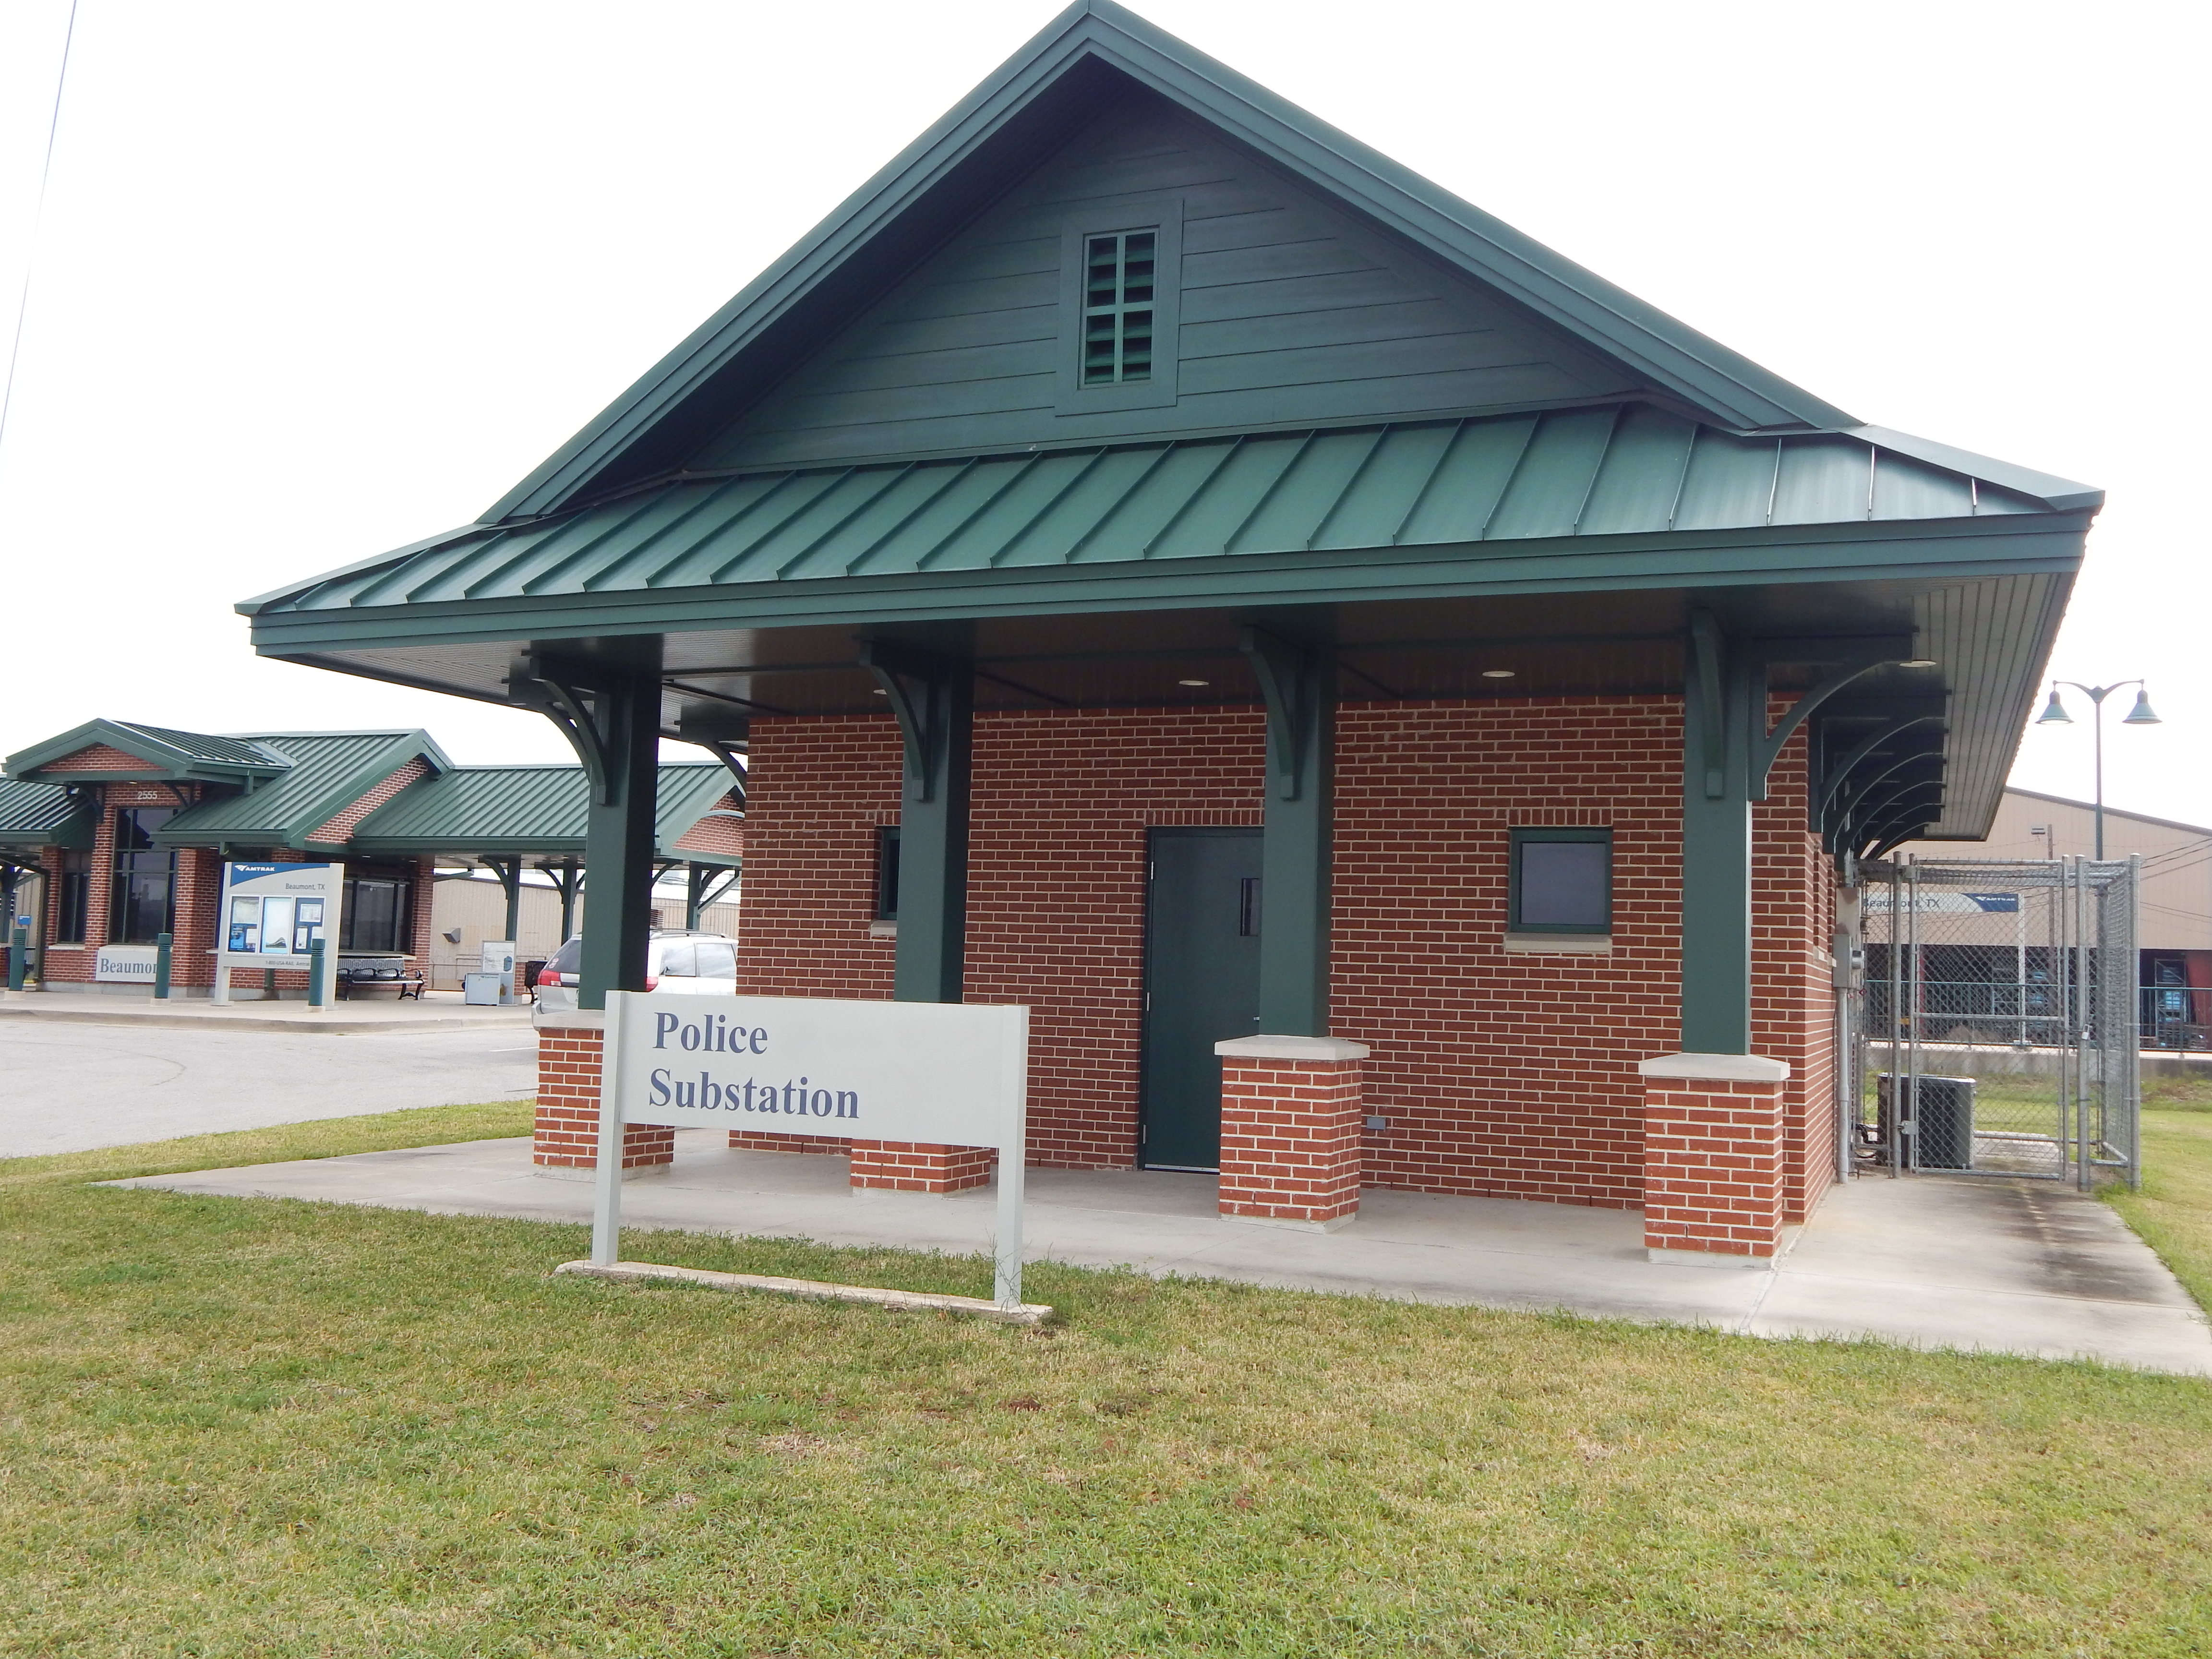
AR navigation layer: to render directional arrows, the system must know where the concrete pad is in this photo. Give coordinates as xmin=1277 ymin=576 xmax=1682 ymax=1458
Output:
xmin=109 ymin=1133 xmax=2212 ymax=1375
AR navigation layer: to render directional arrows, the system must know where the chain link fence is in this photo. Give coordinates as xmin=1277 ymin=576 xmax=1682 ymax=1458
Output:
xmin=1844 ymin=856 xmax=2140 ymax=1190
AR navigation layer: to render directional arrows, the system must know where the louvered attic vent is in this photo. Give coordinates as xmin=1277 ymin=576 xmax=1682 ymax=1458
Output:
xmin=1082 ymin=229 xmax=1156 ymax=385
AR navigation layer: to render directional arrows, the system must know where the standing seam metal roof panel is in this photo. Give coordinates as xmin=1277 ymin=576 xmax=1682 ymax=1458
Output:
xmin=251 ymin=409 xmax=2059 ymax=620
xmin=345 ymin=762 xmax=741 ymax=859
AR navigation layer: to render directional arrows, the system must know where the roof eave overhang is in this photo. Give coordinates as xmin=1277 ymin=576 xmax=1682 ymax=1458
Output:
xmin=248 ymin=511 xmax=2090 ymax=661
xmin=360 ymin=837 xmax=588 ymax=858
xmin=3 ymin=719 xmax=293 ymax=784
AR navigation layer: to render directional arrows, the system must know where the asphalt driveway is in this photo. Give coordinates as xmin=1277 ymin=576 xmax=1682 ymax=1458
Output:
xmin=0 ymin=1022 xmax=537 ymax=1157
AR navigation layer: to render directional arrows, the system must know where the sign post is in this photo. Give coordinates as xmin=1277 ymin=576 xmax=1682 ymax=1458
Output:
xmin=209 ymin=863 xmax=341 ymax=1007
xmin=581 ymin=992 xmax=1035 ymax=1314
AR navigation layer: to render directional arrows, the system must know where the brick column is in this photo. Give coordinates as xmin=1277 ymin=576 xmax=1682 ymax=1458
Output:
xmin=1214 ymin=1035 xmax=1370 ymax=1231
xmin=1637 ymin=1053 xmax=1790 ymax=1264
xmin=849 ymin=1141 xmax=996 ymax=1194
xmin=531 ymin=1012 xmax=673 ymax=1174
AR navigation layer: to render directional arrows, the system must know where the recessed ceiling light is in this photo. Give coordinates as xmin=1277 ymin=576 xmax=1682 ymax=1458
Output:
xmin=1899 ymin=658 xmax=1937 ymax=669
xmin=1481 ymin=669 xmax=1516 ymax=679
xmin=1178 ymin=678 xmax=1210 ymax=687
xmin=870 ymin=687 xmax=888 ymax=696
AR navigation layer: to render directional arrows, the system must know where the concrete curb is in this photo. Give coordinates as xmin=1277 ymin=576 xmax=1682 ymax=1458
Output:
xmin=554 ymin=1259 xmax=1052 ymax=1325
xmin=0 ymin=1003 xmax=531 ymax=1036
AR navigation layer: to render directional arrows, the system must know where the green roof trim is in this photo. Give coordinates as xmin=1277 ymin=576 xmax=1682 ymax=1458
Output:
xmin=152 ymin=731 xmax=449 ymax=851
xmin=348 ymin=761 xmax=741 ymax=862
xmin=5 ymin=719 xmax=293 ymax=784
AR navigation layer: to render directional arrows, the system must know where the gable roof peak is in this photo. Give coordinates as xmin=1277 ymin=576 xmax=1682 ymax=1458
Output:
xmin=481 ymin=0 xmax=1857 ymax=525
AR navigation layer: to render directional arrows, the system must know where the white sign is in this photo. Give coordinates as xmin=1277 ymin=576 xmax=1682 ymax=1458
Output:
xmin=209 ymin=862 xmax=342 ymax=1006
xmin=95 ymin=944 xmax=159 ymax=982
xmin=589 ymin=991 xmax=1031 ymax=1305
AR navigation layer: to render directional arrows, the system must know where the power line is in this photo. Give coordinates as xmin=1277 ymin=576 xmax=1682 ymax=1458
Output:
xmin=0 ymin=0 xmax=80 ymax=459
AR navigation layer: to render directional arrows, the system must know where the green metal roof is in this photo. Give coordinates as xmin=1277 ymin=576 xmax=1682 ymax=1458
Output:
xmin=246 ymin=409 xmax=2081 ymax=628
xmin=5 ymin=719 xmax=293 ymax=784
xmin=153 ymin=731 xmax=447 ymax=851
xmin=347 ymin=761 xmax=741 ymax=862
xmin=0 ymin=777 xmax=91 ymax=851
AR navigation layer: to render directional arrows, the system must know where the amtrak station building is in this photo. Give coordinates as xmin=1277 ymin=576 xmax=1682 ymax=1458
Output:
xmin=0 ymin=721 xmax=742 ymax=998
xmin=233 ymin=3 xmax=2098 ymax=1261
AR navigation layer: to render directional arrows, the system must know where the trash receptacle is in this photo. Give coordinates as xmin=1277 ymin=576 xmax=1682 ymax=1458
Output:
xmin=462 ymin=972 xmax=504 ymax=1006
xmin=1875 ymin=1074 xmax=1976 ymax=1170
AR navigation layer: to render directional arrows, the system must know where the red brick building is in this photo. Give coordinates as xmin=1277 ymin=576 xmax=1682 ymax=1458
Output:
xmin=233 ymin=4 xmax=2098 ymax=1260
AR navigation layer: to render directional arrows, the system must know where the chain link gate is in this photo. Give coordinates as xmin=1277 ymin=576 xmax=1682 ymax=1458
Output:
xmin=1839 ymin=856 xmax=2140 ymax=1190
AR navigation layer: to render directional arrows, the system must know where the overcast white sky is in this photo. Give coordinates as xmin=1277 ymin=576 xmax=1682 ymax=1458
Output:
xmin=1 ymin=1 xmax=2202 ymax=826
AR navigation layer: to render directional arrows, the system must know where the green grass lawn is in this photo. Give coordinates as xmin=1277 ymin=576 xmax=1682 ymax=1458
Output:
xmin=2108 ymin=1104 xmax=2212 ymax=1314
xmin=4 ymin=1106 xmax=2212 ymax=1657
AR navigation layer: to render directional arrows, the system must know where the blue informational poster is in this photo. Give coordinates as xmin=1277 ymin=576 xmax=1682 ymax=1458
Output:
xmin=210 ymin=863 xmax=341 ymax=1006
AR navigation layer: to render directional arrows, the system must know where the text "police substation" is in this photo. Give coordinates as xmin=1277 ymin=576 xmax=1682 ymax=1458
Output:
xmin=646 ymin=1010 xmax=860 ymax=1120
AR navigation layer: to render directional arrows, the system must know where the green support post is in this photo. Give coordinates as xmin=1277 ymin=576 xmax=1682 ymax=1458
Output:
xmin=8 ymin=924 xmax=26 ymax=993
xmin=512 ymin=641 xmax=663 ymax=1010
xmin=1678 ymin=613 xmax=1905 ymax=1052
xmin=154 ymin=931 xmax=173 ymax=1001
xmin=1241 ymin=626 xmax=1336 ymax=1036
xmin=861 ymin=636 xmax=973 ymax=1004
xmin=307 ymin=938 xmax=325 ymax=1008
xmin=1678 ymin=614 xmax=1754 ymax=1053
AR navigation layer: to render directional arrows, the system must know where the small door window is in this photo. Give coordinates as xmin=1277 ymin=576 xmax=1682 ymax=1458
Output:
xmin=875 ymin=826 xmax=902 ymax=921
xmin=1509 ymin=827 xmax=1612 ymax=935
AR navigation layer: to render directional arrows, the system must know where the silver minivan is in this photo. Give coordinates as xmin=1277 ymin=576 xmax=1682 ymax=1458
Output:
xmin=534 ymin=931 xmax=737 ymax=1011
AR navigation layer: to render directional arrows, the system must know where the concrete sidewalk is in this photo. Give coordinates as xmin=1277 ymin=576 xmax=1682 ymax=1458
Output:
xmin=114 ymin=1132 xmax=2212 ymax=1375
xmin=0 ymin=989 xmax=531 ymax=1035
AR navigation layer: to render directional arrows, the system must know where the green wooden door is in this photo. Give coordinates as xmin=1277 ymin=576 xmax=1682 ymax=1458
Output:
xmin=1141 ymin=828 xmax=1263 ymax=1170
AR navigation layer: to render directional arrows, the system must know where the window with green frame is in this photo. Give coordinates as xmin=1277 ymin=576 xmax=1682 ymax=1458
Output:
xmin=108 ymin=807 xmax=177 ymax=944
xmin=1508 ymin=827 xmax=1612 ymax=935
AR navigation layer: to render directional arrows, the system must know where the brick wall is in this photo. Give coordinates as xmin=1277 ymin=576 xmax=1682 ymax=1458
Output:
xmin=1333 ymin=699 xmax=1679 ymax=1208
xmin=41 ymin=744 xmax=158 ymax=772
xmin=1748 ymin=705 xmax=1838 ymax=1220
xmin=849 ymin=1141 xmax=996 ymax=1193
xmin=307 ymin=756 xmax=431 ymax=844
xmin=672 ymin=793 xmax=745 ymax=859
xmin=727 ymin=697 xmax=1836 ymax=1213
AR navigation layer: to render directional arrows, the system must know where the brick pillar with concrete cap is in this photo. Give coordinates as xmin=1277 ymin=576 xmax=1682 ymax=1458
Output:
xmin=531 ymin=1007 xmax=674 ymax=1175
xmin=1638 ymin=1051 xmax=1790 ymax=1264
xmin=1215 ymin=1034 xmax=1370 ymax=1230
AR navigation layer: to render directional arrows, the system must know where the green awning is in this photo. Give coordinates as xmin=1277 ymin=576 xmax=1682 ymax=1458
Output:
xmin=348 ymin=762 xmax=740 ymax=862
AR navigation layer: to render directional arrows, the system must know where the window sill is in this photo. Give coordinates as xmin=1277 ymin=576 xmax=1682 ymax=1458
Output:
xmin=868 ymin=921 xmax=897 ymax=938
xmin=1503 ymin=933 xmax=1612 ymax=955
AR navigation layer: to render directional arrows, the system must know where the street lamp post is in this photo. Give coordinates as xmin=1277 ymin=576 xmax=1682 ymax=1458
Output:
xmin=2035 ymin=680 xmax=2161 ymax=858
